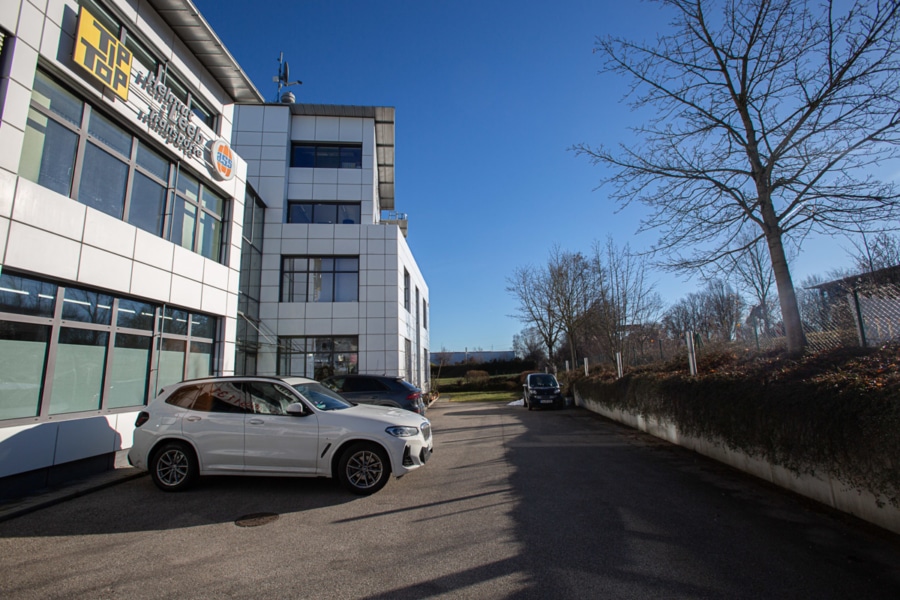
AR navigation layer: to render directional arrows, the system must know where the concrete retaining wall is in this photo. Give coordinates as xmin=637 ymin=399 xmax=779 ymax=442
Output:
xmin=575 ymin=391 xmax=900 ymax=536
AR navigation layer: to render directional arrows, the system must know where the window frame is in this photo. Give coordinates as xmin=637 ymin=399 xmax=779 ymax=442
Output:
xmin=287 ymin=201 xmax=362 ymax=225
xmin=289 ymin=143 xmax=363 ymax=169
xmin=281 ymin=256 xmax=360 ymax=303
xmin=0 ymin=270 xmax=218 ymax=424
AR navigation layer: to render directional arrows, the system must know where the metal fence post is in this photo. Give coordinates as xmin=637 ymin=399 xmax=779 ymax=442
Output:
xmin=850 ymin=288 xmax=868 ymax=348
xmin=686 ymin=330 xmax=698 ymax=376
xmin=583 ymin=357 xmax=589 ymax=376
xmin=616 ymin=352 xmax=623 ymax=379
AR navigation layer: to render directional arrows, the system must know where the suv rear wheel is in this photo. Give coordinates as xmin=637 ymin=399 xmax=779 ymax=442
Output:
xmin=150 ymin=441 xmax=198 ymax=492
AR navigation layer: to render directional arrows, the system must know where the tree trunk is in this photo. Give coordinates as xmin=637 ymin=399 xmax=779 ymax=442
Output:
xmin=765 ymin=231 xmax=806 ymax=355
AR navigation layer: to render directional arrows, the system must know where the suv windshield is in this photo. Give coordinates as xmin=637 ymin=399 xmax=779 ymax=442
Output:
xmin=530 ymin=375 xmax=558 ymax=388
xmin=292 ymin=381 xmax=353 ymax=411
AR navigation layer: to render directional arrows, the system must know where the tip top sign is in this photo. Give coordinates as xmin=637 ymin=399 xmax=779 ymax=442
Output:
xmin=74 ymin=7 xmax=132 ymax=101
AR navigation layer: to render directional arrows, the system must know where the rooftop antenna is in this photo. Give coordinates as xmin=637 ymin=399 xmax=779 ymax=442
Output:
xmin=273 ymin=52 xmax=302 ymax=102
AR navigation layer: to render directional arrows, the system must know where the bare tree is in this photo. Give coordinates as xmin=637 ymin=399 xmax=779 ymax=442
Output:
xmin=588 ymin=237 xmax=663 ymax=365
xmin=724 ymin=233 xmax=780 ymax=334
xmin=506 ymin=264 xmax=563 ymax=363
xmin=575 ymin=0 xmax=900 ymax=355
xmin=847 ymin=231 xmax=900 ymax=274
xmin=512 ymin=326 xmax=546 ymax=364
xmin=704 ymin=280 xmax=746 ymax=341
xmin=547 ymin=246 xmax=596 ymax=371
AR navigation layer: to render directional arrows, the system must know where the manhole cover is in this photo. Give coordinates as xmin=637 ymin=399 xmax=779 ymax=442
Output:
xmin=234 ymin=512 xmax=279 ymax=527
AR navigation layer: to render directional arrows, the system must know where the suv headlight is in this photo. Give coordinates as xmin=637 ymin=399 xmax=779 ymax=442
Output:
xmin=386 ymin=425 xmax=419 ymax=438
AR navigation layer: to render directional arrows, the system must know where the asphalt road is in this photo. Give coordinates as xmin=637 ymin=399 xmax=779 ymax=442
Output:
xmin=2 ymin=400 xmax=900 ymax=599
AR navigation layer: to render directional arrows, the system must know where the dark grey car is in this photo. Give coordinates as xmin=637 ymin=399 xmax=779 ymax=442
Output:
xmin=523 ymin=373 xmax=564 ymax=410
xmin=322 ymin=374 xmax=426 ymax=415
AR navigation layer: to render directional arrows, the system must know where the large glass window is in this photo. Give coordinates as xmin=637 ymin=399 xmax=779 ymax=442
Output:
xmin=20 ymin=70 xmax=228 ymax=264
xmin=290 ymin=143 xmax=362 ymax=169
xmin=237 ymin=187 xmax=266 ymax=376
xmin=0 ymin=270 xmax=218 ymax=422
xmin=169 ymin=171 xmax=226 ymax=261
xmin=287 ymin=202 xmax=361 ymax=225
xmin=277 ymin=336 xmax=358 ymax=379
xmin=281 ymin=256 xmax=359 ymax=303
xmin=0 ymin=321 xmax=49 ymax=420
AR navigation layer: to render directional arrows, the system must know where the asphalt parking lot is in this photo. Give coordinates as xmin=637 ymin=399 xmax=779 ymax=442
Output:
xmin=2 ymin=399 xmax=900 ymax=599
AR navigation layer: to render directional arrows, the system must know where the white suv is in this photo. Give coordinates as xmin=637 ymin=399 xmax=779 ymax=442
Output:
xmin=127 ymin=376 xmax=433 ymax=495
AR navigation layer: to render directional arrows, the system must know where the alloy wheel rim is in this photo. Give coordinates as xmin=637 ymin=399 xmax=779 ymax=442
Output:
xmin=157 ymin=449 xmax=189 ymax=486
xmin=347 ymin=450 xmax=383 ymax=488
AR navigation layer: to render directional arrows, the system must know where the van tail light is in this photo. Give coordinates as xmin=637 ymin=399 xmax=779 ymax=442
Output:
xmin=135 ymin=411 xmax=150 ymax=428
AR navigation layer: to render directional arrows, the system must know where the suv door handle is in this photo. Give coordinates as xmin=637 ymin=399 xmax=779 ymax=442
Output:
xmin=248 ymin=418 xmax=264 ymax=425
xmin=186 ymin=416 xmax=201 ymax=422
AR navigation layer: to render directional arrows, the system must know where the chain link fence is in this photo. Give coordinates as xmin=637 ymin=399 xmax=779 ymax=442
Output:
xmin=576 ymin=276 xmax=900 ymax=376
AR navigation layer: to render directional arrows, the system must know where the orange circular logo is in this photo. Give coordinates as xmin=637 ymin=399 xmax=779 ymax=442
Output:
xmin=209 ymin=139 xmax=235 ymax=180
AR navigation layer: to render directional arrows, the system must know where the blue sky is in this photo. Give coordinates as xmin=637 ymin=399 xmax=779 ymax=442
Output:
xmin=193 ymin=0 xmax=859 ymax=353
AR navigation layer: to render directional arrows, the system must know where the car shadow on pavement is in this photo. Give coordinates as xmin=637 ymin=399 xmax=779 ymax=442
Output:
xmin=0 ymin=474 xmax=356 ymax=537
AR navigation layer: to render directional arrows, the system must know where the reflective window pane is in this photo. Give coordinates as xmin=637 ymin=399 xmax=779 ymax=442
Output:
xmin=198 ymin=211 xmax=222 ymax=261
xmin=20 ymin=109 xmax=78 ymax=196
xmin=291 ymin=145 xmax=315 ymax=168
xmin=190 ymin=314 xmax=215 ymax=339
xmin=288 ymin=203 xmax=313 ymax=224
xmin=136 ymin=142 xmax=169 ymax=181
xmin=175 ymin=170 xmax=199 ymax=203
xmin=88 ymin=111 xmax=132 ymax=157
xmin=160 ymin=307 xmax=189 ymax=335
xmin=201 ymin=186 xmax=225 ymax=215
xmin=107 ymin=333 xmax=151 ymax=408
xmin=49 ymin=328 xmax=108 ymax=415
xmin=337 ymin=204 xmax=360 ymax=224
xmin=334 ymin=273 xmax=358 ymax=302
xmin=117 ymin=299 xmax=156 ymax=331
xmin=128 ymin=172 xmax=166 ymax=236
xmin=316 ymin=146 xmax=340 ymax=168
xmin=79 ymin=143 xmax=128 ymax=219
xmin=0 ymin=321 xmax=49 ymax=420
xmin=0 ymin=273 xmax=57 ymax=317
xmin=31 ymin=71 xmax=83 ymax=125
xmin=313 ymin=204 xmax=337 ymax=224
xmin=340 ymin=146 xmax=362 ymax=168
xmin=187 ymin=341 xmax=212 ymax=379
xmin=61 ymin=288 xmax=113 ymax=324
xmin=170 ymin=197 xmax=197 ymax=250
xmin=156 ymin=338 xmax=185 ymax=394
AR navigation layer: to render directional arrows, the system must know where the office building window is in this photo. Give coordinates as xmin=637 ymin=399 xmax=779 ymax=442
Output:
xmin=237 ymin=186 xmax=266 ymax=376
xmin=0 ymin=270 xmax=216 ymax=422
xmin=277 ymin=336 xmax=358 ymax=379
xmin=404 ymin=269 xmax=410 ymax=311
xmin=290 ymin=143 xmax=362 ymax=168
xmin=287 ymin=202 xmax=361 ymax=224
xmin=281 ymin=256 xmax=359 ymax=303
xmin=423 ymin=299 xmax=428 ymax=329
xmin=20 ymin=70 xmax=227 ymax=262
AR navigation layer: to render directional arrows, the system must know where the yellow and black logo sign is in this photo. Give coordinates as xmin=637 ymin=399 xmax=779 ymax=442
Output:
xmin=73 ymin=7 xmax=132 ymax=101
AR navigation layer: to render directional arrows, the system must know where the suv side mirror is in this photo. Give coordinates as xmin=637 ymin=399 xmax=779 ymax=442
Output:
xmin=286 ymin=402 xmax=308 ymax=416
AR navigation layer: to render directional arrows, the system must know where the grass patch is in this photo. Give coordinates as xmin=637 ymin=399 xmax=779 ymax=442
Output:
xmin=445 ymin=390 xmax=520 ymax=403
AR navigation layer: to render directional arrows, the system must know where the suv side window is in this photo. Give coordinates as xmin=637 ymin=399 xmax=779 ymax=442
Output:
xmin=203 ymin=382 xmax=250 ymax=413
xmin=243 ymin=381 xmax=297 ymax=415
xmin=346 ymin=377 xmax=387 ymax=393
xmin=165 ymin=385 xmax=202 ymax=409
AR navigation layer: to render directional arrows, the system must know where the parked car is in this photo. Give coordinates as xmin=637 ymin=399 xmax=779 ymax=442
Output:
xmin=523 ymin=373 xmax=565 ymax=410
xmin=321 ymin=374 xmax=426 ymax=415
xmin=128 ymin=376 xmax=433 ymax=495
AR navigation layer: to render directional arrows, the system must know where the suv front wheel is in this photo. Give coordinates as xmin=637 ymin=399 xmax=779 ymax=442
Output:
xmin=338 ymin=442 xmax=390 ymax=495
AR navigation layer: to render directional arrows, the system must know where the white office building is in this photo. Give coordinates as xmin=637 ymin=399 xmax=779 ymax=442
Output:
xmin=232 ymin=102 xmax=431 ymax=390
xmin=0 ymin=0 xmax=260 ymax=493
xmin=0 ymin=0 xmax=430 ymax=495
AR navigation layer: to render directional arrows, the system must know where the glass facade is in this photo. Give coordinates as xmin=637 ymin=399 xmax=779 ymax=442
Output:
xmin=0 ymin=271 xmax=217 ymax=423
xmin=236 ymin=187 xmax=266 ymax=375
xmin=287 ymin=202 xmax=361 ymax=225
xmin=290 ymin=143 xmax=362 ymax=169
xmin=20 ymin=70 xmax=227 ymax=262
xmin=277 ymin=336 xmax=359 ymax=380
